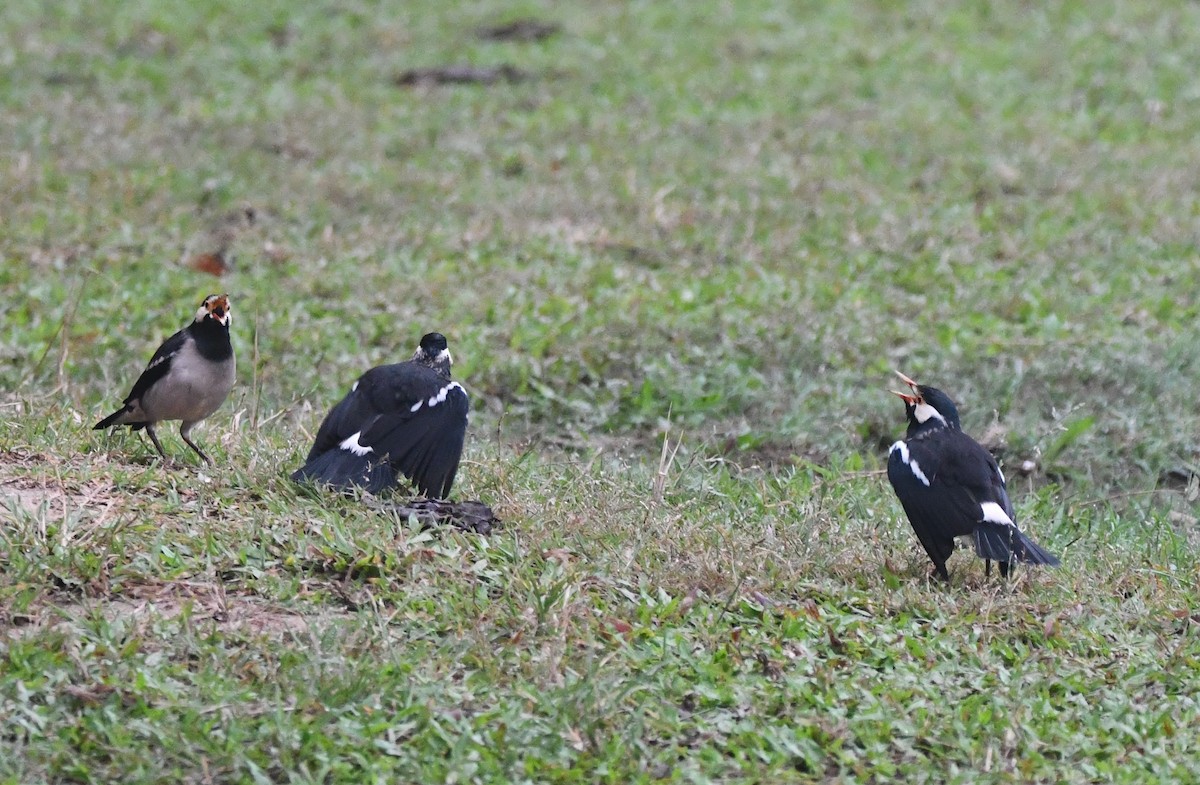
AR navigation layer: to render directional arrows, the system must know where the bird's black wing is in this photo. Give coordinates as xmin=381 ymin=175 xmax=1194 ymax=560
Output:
xmin=931 ymin=432 xmax=1058 ymax=566
xmin=94 ymin=327 xmax=190 ymax=429
xmin=888 ymin=437 xmax=957 ymax=576
xmin=124 ymin=327 xmax=189 ymax=405
xmin=931 ymin=432 xmax=1013 ymax=518
xmin=295 ymin=363 xmax=468 ymax=498
xmin=959 ymin=445 xmax=1024 ymax=562
xmin=304 ymin=374 xmax=382 ymax=461
xmin=359 ymin=385 xmax=468 ymax=498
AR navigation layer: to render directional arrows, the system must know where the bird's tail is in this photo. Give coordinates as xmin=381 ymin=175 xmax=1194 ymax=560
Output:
xmin=291 ymin=450 xmax=397 ymax=495
xmin=974 ymin=523 xmax=1060 ymax=567
xmin=94 ymin=406 xmax=133 ymax=430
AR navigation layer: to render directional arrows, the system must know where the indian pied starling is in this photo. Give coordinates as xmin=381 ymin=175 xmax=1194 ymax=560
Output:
xmin=886 ymin=371 xmax=1059 ymax=580
xmin=94 ymin=294 xmax=235 ymax=465
xmin=291 ymin=332 xmax=468 ymax=499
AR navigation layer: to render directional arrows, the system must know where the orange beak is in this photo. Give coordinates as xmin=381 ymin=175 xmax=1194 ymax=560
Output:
xmin=893 ymin=370 xmax=919 ymax=390
xmin=890 ymin=370 xmax=920 ymax=404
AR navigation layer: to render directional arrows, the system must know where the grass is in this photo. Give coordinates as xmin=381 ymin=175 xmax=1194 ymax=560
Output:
xmin=2 ymin=0 xmax=1200 ymax=781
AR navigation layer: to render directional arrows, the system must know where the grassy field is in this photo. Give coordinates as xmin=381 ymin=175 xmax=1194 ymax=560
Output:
xmin=3 ymin=0 xmax=1200 ymax=781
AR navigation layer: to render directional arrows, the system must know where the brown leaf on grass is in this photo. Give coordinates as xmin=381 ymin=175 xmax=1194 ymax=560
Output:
xmin=1170 ymin=608 xmax=1200 ymax=625
xmin=826 ymin=626 xmax=845 ymax=653
xmin=749 ymin=590 xmax=773 ymax=608
xmin=678 ymin=591 xmax=696 ymax=615
xmin=63 ymin=683 xmax=118 ymax=705
xmin=543 ymin=548 xmax=575 ymax=564
xmin=607 ymin=617 xmax=633 ymax=635
xmin=756 ymin=651 xmax=783 ymax=680
xmin=563 ymin=726 xmax=587 ymax=752
xmin=188 ymin=251 xmax=232 ymax=277
xmin=184 ymin=205 xmax=259 ymax=276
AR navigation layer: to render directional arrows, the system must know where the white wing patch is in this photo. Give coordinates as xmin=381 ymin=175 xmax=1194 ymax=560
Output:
xmin=146 ymin=350 xmax=178 ymax=371
xmin=339 ymin=431 xmax=374 ymax=456
xmin=980 ymin=501 xmax=1015 ymax=526
xmin=908 ymin=457 xmax=931 ymax=488
xmin=351 ymin=380 xmax=359 ymax=393
xmin=426 ymin=381 xmax=465 ymax=408
xmin=889 ymin=440 xmax=931 ymax=487
xmin=407 ymin=382 xmax=464 ymax=413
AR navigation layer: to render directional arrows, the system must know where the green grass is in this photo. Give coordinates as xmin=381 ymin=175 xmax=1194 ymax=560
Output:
xmin=3 ymin=0 xmax=1200 ymax=781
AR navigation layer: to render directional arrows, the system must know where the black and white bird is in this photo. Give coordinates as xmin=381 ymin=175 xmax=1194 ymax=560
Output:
xmin=886 ymin=371 xmax=1059 ymax=580
xmin=291 ymin=332 xmax=468 ymax=499
xmin=94 ymin=294 xmax=236 ymax=465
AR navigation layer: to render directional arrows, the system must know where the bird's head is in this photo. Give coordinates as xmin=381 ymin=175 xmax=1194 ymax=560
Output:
xmin=413 ymin=332 xmax=453 ymax=376
xmin=196 ymin=294 xmax=232 ymax=328
xmin=890 ymin=371 xmax=960 ymax=432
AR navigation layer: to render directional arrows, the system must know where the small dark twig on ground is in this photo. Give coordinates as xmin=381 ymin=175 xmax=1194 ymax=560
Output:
xmin=395 ymin=64 xmax=530 ymax=87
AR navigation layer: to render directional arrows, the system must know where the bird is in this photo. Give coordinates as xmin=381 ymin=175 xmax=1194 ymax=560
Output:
xmin=291 ymin=332 xmax=468 ymax=499
xmin=885 ymin=371 xmax=1059 ymax=581
xmin=94 ymin=294 xmax=236 ymax=465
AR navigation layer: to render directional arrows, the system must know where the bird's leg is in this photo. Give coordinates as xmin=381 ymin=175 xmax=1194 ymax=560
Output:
xmin=985 ymin=559 xmax=992 ymax=577
xmin=180 ymin=422 xmax=213 ymax=465
xmin=999 ymin=560 xmax=1012 ymax=579
xmin=144 ymin=424 xmax=171 ymax=462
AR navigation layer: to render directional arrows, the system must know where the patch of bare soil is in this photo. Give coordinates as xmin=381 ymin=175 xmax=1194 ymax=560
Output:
xmin=4 ymin=579 xmax=353 ymax=641
xmin=1 ymin=472 xmax=119 ymax=522
xmin=1 ymin=460 xmax=354 ymax=642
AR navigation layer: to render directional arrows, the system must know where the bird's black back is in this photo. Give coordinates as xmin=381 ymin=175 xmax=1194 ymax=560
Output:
xmin=299 ymin=360 xmax=468 ymax=498
xmin=889 ymin=427 xmax=1015 ymax=541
